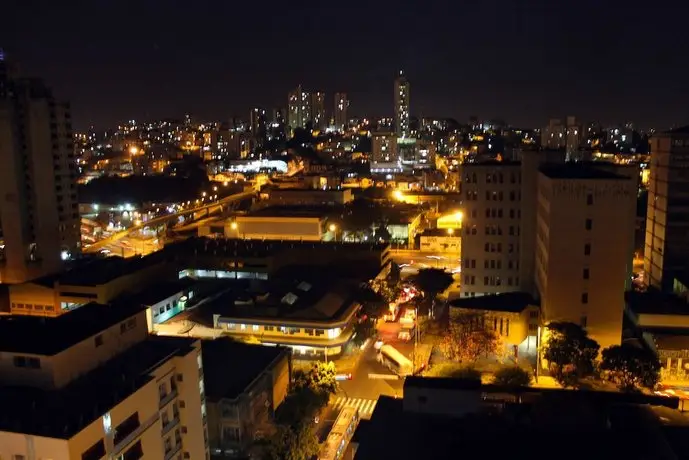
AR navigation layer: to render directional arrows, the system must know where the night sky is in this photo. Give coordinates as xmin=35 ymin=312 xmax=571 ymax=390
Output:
xmin=3 ymin=0 xmax=688 ymax=130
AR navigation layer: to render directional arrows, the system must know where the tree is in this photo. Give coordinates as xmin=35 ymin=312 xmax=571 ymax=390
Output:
xmin=276 ymin=383 xmax=327 ymax=426
xmin=263 ymin=422 xmax=320 ymax=460
xmin=543 ymin=322 xmax=600 ymax=388
xmin=410 ymin=268 xmax=453 ymax=315
xmin=493 ymin=366 xmax=531 ymax=387
xmin=426 ymin=363 xmax=481 ymax=381
xmin=309 ymin=361 xmax=338 ymax=395
xmin=411 ymin=268 xmax=454 ymax=300
xmin=601 ymin=343 xmax=661 ymax=392
xmin=440 ymin=312 xmax=501 ymax=363
xmin=375 ymin=224 xmax=392 ymax=242
xmin=277 ymin=362 xmax=338 ymax=426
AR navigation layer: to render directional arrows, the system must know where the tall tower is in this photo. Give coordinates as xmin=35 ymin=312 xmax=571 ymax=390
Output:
xmin=0 ymin=55 xmax=80 ymax=283
xmin=287 ymin=85 xmax=312 ymax=137
xmin=311 ymin=92 xmax=326 ymax=130
xmin=334 ymin=93 xmax=349 ymax=131
xmin=394 ymin=70 xmax=410 ymax=138
xmin=249 ymin=107 xmax=267 ymax=149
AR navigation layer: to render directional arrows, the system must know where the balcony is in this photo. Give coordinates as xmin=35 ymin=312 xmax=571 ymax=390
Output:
xmin=159 ymin=388 xmax=179 ymax=409
xmin=162 ymin=415 xmax=180 ymax=436
xmin=164 ymin=442 xmax=182 ymax=460
xmin=113 ymin=413 xmax=158 ymax=456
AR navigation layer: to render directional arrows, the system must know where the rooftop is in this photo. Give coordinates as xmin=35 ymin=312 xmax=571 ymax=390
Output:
xmin=625 ymin=289 xmax=689 ymax=316
xmin=448 ymin=292 xmax=538 ymax=313
xmin=0 ymin=336 xmax=196 ymax=439
xmin=0 ymin=302 xmax=144 ymax=355
xmin=539 ymin=163 xmax=628 ymax=180
xmin=202 ymin=339 xmax=288 ymax=401
xmin=243 ymin=206 xmax=328 ymax=219
xmin=120 ymin=277 xmax=197 ymax=307
xmin=354 ymin=383 xmax=685 ymax=460
xmin=164 ymin=237 xmax=388 ymax=260
xmin=30 ymin=253 xmax=163 ymax=287
xmin=203 ymin=276 xmax=360 ymax=324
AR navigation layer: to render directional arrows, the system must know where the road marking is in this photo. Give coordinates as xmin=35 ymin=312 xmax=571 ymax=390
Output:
xmin=332 ymin=397 xmax=378 ymax=419
xmin=368 ymin=373 xmax=400 ymax=380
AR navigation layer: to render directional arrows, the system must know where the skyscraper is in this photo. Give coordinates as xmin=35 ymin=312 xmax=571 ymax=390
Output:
xmin=311 ymin=92 xmax=326 ymax=130
xmin=644 ymin=127 xmax=689 ymax=291
xmin=0 ymin=57 xmax=80 ymax=283
xmin=249 ymin=107 xmax=267 ymax=150
xmin=334 ymin=93 xmax=349 ymax=131
xmin=287 ymin=85 xmax=311 ymax=136
xmin=394 ymin=71 xmax=410 ymax=138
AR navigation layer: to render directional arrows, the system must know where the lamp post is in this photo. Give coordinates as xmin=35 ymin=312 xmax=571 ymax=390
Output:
xmin=535 ymin=326 xmax=541 ymax=383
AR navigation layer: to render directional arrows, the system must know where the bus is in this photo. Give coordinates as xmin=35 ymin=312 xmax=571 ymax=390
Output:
xmin=319 ymin=406 xmax=360 ymax=460
xmin=377 ymin=344 xmax=413 ymax=376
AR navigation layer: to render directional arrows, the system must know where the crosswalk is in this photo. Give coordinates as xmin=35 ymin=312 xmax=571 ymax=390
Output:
xmin=332 ymin=397 xmax=378 ymax=419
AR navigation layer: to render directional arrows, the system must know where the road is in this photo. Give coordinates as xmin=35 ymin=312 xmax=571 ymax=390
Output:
xmin=84 ymin=190 xmax=255 ymax=253
xmin=390 ymin=249 xmax=461 ymax=278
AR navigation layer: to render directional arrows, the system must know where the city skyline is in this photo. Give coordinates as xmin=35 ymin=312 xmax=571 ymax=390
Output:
xmin=3 ymin=1 xmax=689 ymax=130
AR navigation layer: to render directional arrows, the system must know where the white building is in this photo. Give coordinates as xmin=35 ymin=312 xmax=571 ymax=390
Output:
xmin=0 ymin=302 xmax=209 ymax=460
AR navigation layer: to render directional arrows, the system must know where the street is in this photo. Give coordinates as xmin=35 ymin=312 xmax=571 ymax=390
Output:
xmin=390 ymin=249 xmax=461 ymax=278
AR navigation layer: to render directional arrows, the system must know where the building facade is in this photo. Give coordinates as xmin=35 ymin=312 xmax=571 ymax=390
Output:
xmin=644 ymin=127 xmax=689 ymax=292
xmin=0 ymin=304 xmax=209 ymax=460
xmin=311 ymin=92 xmax=326 ymax=130
xmin=334 ymin=93 xmax=349 ymax=131
xmin=371 ymin=132 xmax=398 ymax=166
xmin=287 ymin=85 xmax=310 ymax=136
xmin=460 ymin=162 xmax=523 ymax=297
xmin=0 ymin=60 xmax=80 ymax=283
xmin=535 ymin=166 xmax=636 ymax=349
xmin=394 ymin=71 xmax=410 ymax=138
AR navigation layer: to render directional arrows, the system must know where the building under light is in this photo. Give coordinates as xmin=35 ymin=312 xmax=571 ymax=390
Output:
xmin=394 ymin=70 xmax=410 ymax=138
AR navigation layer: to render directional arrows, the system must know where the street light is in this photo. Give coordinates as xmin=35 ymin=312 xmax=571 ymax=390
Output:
xmin=447 ymin=228 xmax=454 ymax=235
xmin=230 ymin=221 xmax=238 ymax=230
xmin=329 ymin=223 xmax=337 ymax=233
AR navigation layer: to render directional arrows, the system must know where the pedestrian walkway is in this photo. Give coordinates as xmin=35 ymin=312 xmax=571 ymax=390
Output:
xmin=332 ymin=396 xmax=378 ymax=419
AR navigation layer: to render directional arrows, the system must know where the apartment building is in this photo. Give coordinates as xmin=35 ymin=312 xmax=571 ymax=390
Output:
xmin=459 ymin=161 xmax=524 ymax=296
xmin=0 ymin=59 xmax=80 ymax=283
xmin=203 ymin=339 xmax=291 ymax=458
xmin=459 ymin=156 xmax=636 ymax=348
xmin=644 ymin=127 xmax=689 ymax=292
xmin=535 ymin=164 xmax=636 ymax=349
xmin=0 ymin=302 xmax=209 ymax=460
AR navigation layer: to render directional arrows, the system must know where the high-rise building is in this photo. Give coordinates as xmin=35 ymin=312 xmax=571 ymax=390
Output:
xmin=334 ymin=93 xmax=349 ymax=131
xmin=565 ymin=116 xmax=582 ymax=160
xmin=459 ymin=156 xmax=637 ymax=349
xmin=0 ymin=57 xmax=80 ymax=283
xmin=0 ymin=302 xmax=209 ymax=459
xmin=644 ymin=127 xmax=689 ymax=292
xmin=311 ymin=92 xmax=326 ymax=130
xmin=541 ymin=118 xmax=565 ymax=149
xmin=371 ymin=132 xmax=398 ymax=164
xmin=394 ymin=71 xmax=410 ymax=138
xmin=534 ymin=165 xmax=636 ymax=349
xmin=287 ymin=85 xmax=311 ymax=136
xmin=249 ymin=107 xmax=268 ymax=150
